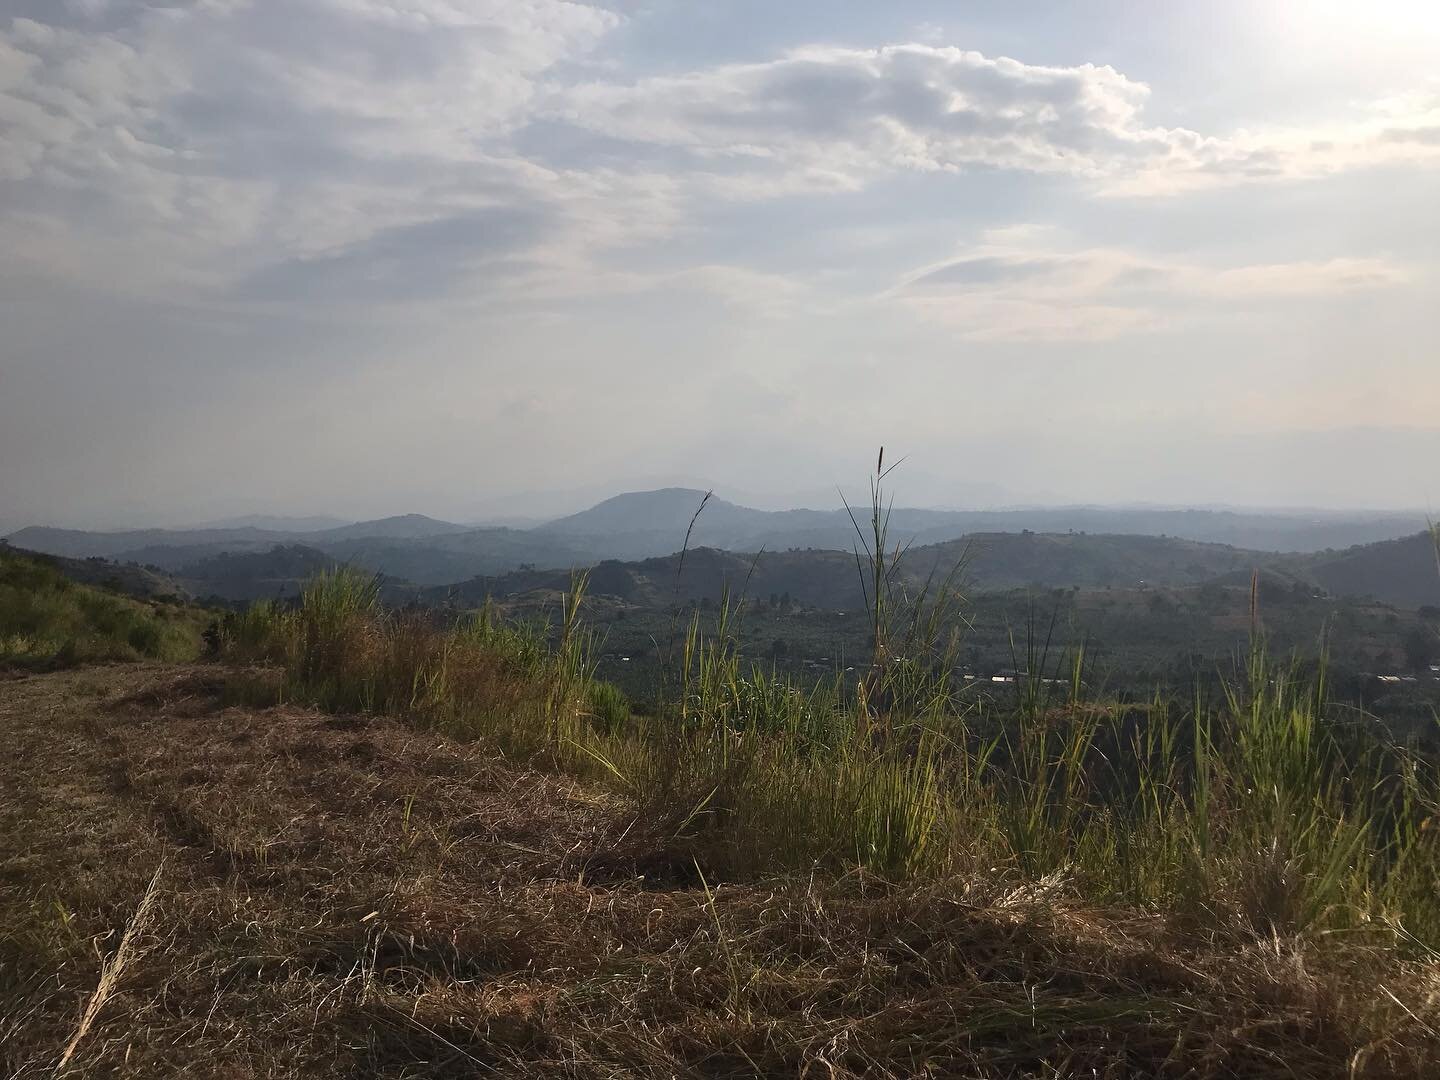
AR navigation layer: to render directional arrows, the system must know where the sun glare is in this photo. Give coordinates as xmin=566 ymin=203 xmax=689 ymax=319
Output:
xmin=1278 ymin=0 xmax=1440 ymax=38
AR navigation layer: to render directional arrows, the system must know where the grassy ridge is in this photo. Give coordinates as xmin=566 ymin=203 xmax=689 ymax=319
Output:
xmin=0 ymin=548 xmax=208 ymax=668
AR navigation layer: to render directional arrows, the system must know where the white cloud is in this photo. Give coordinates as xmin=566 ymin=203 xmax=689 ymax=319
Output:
xmin=0 ymin=14 xmax=1435 ymax=319
xmin=0 ymin=2 xmax=629 ymax=299
xmin=1201 ymin=258 xmax=1409 ymax=297
xmin=552 ymin=44 xmax=1440 ymax=195
xmin=892 ymin=229 xmax=1412 ymax=341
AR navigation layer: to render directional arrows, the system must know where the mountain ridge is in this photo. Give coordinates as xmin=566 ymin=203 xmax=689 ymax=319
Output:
xmin=8 ymin=490 xmax=1435 ymax=595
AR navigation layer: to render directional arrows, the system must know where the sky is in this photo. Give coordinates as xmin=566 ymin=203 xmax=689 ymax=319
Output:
xmin=1 ymin=0 xmax=1438 ymax=528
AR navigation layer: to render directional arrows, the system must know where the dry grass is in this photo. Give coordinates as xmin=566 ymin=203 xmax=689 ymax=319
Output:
xmin=4 ymin=664 xmax=1440 ymax=1078
xmin=55 ymin=861 xmax=165 ymax=1071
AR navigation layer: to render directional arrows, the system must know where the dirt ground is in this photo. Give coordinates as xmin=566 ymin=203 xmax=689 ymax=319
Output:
xmin=2 ymin=664 xmax=1436 ymax=1078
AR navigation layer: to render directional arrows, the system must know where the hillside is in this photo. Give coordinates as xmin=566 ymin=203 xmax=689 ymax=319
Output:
xmin=176 ymin=545 xmax=342 ymax=603
xmin=319 ymin=528 xmax=593 ymax=585
xmin=5 ymin=664 xmax=1438 ymax=1077
xmin=0 ymin=545 xmax=190 ymax=602
xmin=1305 ymin=531 xmax=1440 ymax=608
xmin=909 ymin=531 xmax=1268 ymax=590
xmin=0 ymin=548 xmax=208 ymax=668
xmin=427 ymin=532 xmax=1277 ymax=611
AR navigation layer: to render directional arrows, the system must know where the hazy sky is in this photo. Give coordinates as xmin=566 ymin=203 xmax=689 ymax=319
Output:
xmin=2 ymin=0 xmax=1438 ymax=527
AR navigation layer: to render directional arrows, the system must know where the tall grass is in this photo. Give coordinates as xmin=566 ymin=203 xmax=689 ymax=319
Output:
xmin=218 ymin=475 xmax=1440 ymax=949
xmin=221 ymin=568 xmax=603 ymax=759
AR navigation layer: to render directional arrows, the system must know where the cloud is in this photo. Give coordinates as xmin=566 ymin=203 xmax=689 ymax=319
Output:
xmin=1383 ymin=125 xmax=1440 ymax=146
xmin=892 ymin=230 xmax=1412 ymax=341
xmin=233 ymin=204 xmax=549 ymax=304
xmin=1201 ymin=258 xmax=1409 ymax=297
xmin=551 ymin=44 xmax=1440 ymax=195
xmin=1 ymin=12 xmax=1436 ymax=321
xmin=0 ymin=2 xmax=627 ymax=301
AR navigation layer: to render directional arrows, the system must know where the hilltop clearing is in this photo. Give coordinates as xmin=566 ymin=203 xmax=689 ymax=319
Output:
xmin=4 ymin=664 xmax=1439 ymax=1077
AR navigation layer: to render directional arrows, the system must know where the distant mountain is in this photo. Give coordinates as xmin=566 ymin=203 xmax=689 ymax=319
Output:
xmin=8 ymin=491 xmax=1433 ymax=592
xmin=539 ymin=488 xmax=765 ymax=537
xmin=7 ymin=514 xmax=482 ymax=570
xmin=537 ymin=491 xmax=1430 ymax=563
xmin=190 ymin=514 xmax=353 ymax=532
xmin=310 ymin=514 xmax=472 ymax=542
xmin=5 ymin=525 xmax=297 ymax=560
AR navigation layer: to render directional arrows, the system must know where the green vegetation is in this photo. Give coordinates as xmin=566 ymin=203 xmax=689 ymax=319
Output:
xmin=219 ymin=467 xmax=1440 ymax=948
xmin=0 ymin=547 xmax=207 ymax=668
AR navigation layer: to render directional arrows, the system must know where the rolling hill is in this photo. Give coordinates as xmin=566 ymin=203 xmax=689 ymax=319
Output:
xmin=8 ymin=495 xmax=1436 ymax=606
xmin=536 ymin=490 xmax=1433 ymax=561
xmin=1304 ymin=531 xmax=1440 ymax=608
xmin=308 ymin=514 xmax=473 ymax=542
xmin=5 ymin=525 xmax=297 ymax=561
xmin=423 ymin=532 xmax=1283 ymax=612
xmin=4 ymin=513 xmax=473 ymax=564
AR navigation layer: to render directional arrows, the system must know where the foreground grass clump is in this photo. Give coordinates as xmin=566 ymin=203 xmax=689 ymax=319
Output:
xmin=221 ymin=569 xmax=608 ymax=754
xmin=0 ymin=548 xmax=205 ymax=668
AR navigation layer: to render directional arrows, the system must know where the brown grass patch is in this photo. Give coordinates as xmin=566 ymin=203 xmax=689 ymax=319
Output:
xmin=3 ymin=665 xmax=1438 ymax=1078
